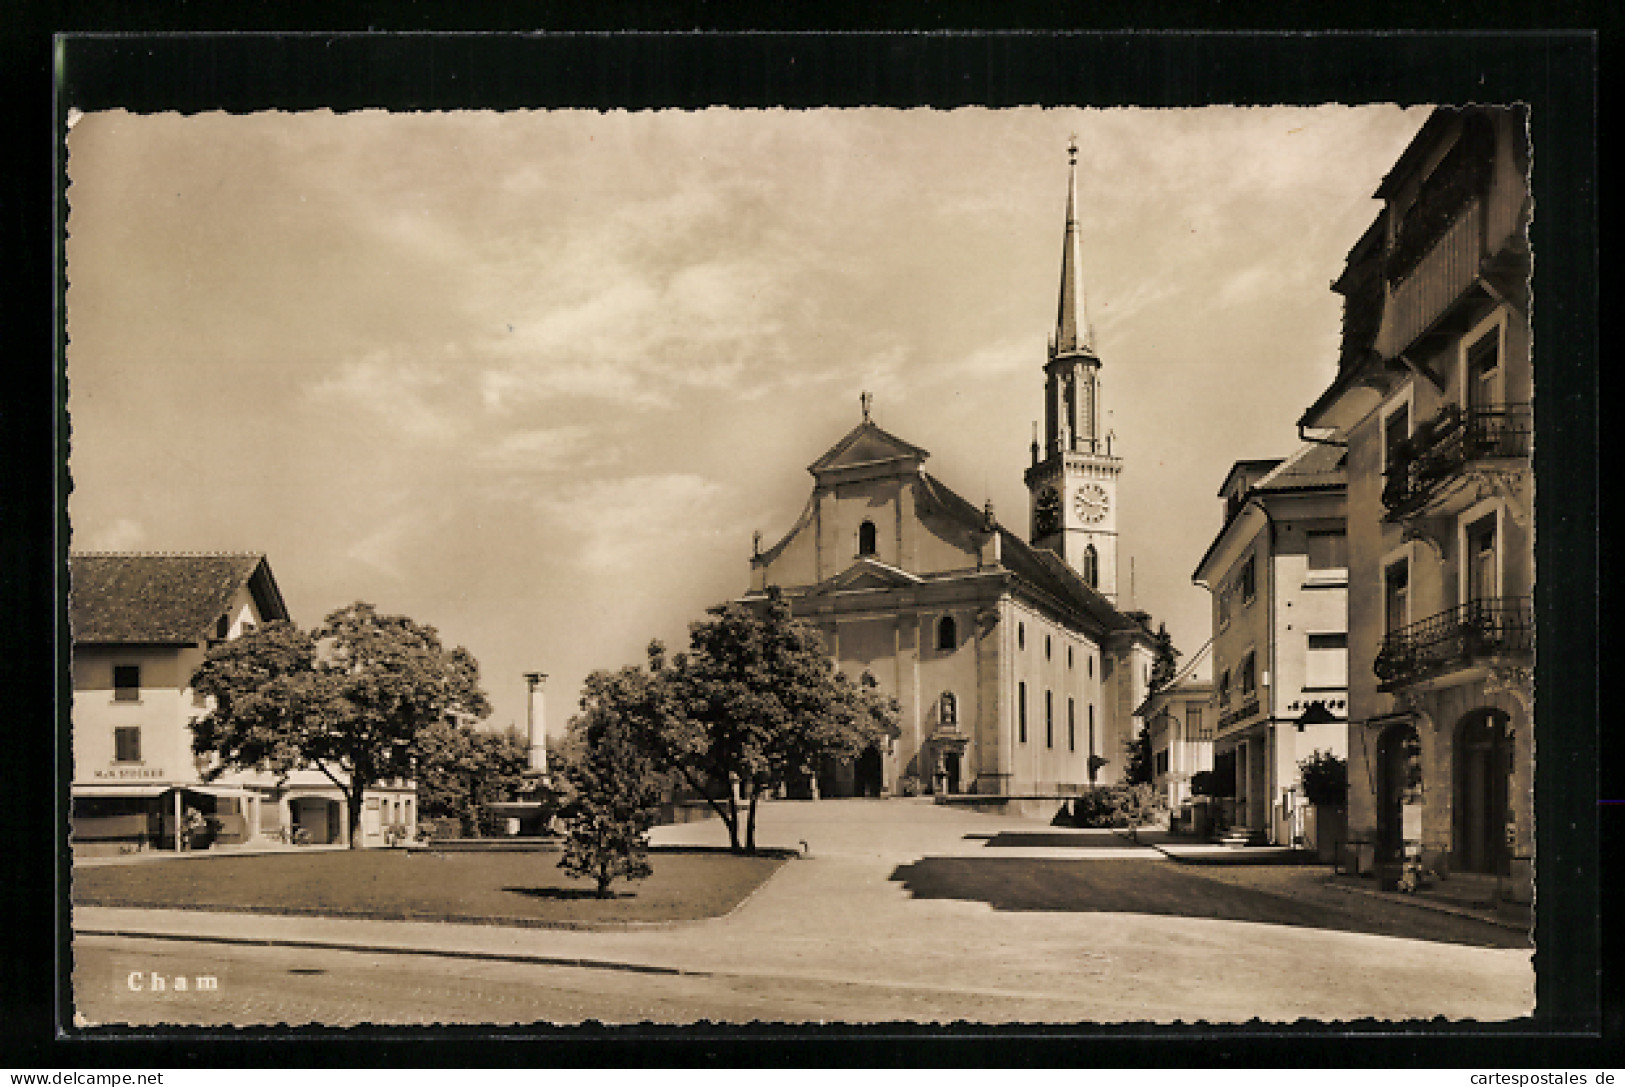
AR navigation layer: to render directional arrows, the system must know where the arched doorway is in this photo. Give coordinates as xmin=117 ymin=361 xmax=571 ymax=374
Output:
xmin=1376 ymin=721 xmax=1422 ymax=862
xmin=1454 ymin=709 xmax=1511 ymax=875
xmin=854 ymin=744 xmax=884 ymax=798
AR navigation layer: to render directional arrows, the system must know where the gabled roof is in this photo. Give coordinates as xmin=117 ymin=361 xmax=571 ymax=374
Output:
xmin=808 ymin=421 xmax=930 ymax=479
xmin=1251 ymin=441 xmax=1347 ymax=493
xmin=1195 ymin=442 xmax=1348 ymax=585
xmin=1135 ymin=639 xmax=1214 ymax=716
xmin=919 ymin=471 xmax=1145 ymax=639
xmin=69 ymin=552 xmax=290 ymax=645
xmin=809 ymin=558 xmax=925 ymax=595
xmin=1216 ymin=459 xmax=1283 ymax=499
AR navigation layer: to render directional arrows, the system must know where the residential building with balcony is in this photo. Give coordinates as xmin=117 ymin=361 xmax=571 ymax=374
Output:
xmin=1297 ymin=106 xmax=1532 ymax=902
xmin=1136 ymin=639 xmax=1214 ymax=812
xmin=1192 ymin=447 xmax=1350 ymax=846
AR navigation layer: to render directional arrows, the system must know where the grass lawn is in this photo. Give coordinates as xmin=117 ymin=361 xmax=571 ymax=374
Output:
xmin=72 ymin=848 xmax=788 ymax=927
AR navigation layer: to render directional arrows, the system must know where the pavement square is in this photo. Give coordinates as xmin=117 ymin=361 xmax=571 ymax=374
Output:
xmin=74 ymin=798 xmax=1535 ymax=1023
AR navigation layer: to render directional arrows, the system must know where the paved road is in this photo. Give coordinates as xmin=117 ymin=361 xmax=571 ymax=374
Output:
xmin=73 ymin=933 xmax=1127 ymax=1026
xmin=73 ymin=799 xmax=1534 ymax=1025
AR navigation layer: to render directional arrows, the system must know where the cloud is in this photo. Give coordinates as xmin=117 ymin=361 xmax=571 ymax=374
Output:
xmin=536 ymin=473 xmax=734 ymax=574
xmin=475 ymin=253 xmax=790 ymax=412
xmin=305 ymin=350 xmax=466 ymax=442
xmin=935 ymin=338 xmax=1031 ymax=382
xmin=479 ymin=425 xmax=620 ymax=475
xmin=78 ymin=517 xmax=147 ymax=551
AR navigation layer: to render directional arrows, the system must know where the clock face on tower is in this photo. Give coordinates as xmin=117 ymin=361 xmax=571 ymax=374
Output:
xmin=1035 ymin=488 xmax=1061 ymax=537
xmin=1074 ymin=483 xmax=1110 ymax=524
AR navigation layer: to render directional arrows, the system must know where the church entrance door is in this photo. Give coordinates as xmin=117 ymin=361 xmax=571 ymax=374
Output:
xmin=855 ymin=745 xmax=884 ymax=798
xmin=942 ymin=751 xmax=961 ymax=795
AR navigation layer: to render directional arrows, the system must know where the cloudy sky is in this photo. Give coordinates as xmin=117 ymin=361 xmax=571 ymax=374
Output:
xmin=65 ymin=105 xmax=1429 ymax=738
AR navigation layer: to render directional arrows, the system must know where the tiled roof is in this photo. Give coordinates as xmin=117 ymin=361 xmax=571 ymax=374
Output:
xmin=1252 ymin=441 xmax=1347 ymax=492
xmin=69 ymin=552 xmax=289 ymax=644
xmin=919 ymin=473 xmax=1144 ymax=638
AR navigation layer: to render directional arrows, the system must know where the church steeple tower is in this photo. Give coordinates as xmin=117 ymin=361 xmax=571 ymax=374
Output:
xmin=1025 ymin=138 xmax=1123 ymax=602
xmin=1054 ymin=138 xmax=1094 ymax=359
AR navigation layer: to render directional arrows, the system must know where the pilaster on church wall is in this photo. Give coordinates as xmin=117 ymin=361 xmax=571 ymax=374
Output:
xmin=898 ymin=479 xmax=918 ymax=571
xmin=895 ymin=613 xmax=920 ymax=787
xmin=976 ymin=594 xmax=1011 ymax=791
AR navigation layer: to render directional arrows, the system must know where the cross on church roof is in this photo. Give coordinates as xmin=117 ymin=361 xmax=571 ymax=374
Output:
xmin=860 ymin=390 xmax=873 ymax=422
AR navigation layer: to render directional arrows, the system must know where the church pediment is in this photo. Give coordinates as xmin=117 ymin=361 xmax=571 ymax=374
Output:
xmin=810 ymin=558 xmax=924 ymax=595
xmin=808 ymin=422 xmax=930 ymax=481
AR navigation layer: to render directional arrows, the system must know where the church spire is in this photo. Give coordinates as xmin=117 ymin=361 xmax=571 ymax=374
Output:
xmin=1053 ymin=137 xmax=1095 ymax=358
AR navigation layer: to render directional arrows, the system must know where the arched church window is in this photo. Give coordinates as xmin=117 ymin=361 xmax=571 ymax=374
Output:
xmin=1045 ymin=634 xmax=1053 ymax=660
xmin=1018 ymin=623 xmax=1026 ymax=650
xmin=1083 ymin=544 xmax=1099 ymax=589
xmin=858 ymin=520 xmax=877 ymax=556
xmin=936 ymin=616 xmax=957 ymax=651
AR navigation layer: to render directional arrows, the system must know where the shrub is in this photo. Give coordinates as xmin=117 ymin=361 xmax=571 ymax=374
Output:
xmin=1063 ymin=784 xmax=1165 ymax=828
xmin=898 ymin=774 xmax=922 ymax=798
xmin=1190 ymin=769 xmax=1234 ymax=798
xmin=1298 ymin=750 xmax=1348 ymax=807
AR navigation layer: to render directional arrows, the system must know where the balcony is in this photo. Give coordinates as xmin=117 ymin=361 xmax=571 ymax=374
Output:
xmin=1380 ymin=198 xmax=1484 ymax=359
xmin=1382 ymin=402 xmax=1532 ymax=520
xmin=1216 ymin=695 xmax=1260 ymax=733
xmin=1374 ymin=597 xmax=1532 ymax=692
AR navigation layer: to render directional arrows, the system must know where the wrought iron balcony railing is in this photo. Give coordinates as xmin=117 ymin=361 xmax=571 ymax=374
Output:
xmin=1217 ymin=695 xmax=1260 ymax=732
xmin=1382 ymin=403 xmax=1531 ymax=518
xmin=1373 ymin=596 xmax=1533 ymax=691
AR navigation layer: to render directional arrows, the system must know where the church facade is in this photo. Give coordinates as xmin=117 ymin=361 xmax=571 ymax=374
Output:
xmin=741 ymin=145 xmax=1157 ymax=805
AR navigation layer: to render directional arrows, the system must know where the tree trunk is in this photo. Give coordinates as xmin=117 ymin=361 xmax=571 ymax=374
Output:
xmin=348 ymin=782 xmax=366 ymax=849
xmin=744 ymin=784 xmax=759 ymax=854
xmin=725 ymin=789 xmax=741 ymax=852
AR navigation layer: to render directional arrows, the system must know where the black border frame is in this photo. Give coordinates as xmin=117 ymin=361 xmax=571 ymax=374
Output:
xmin=3 ymin=21 xmax=1605 ymax=1068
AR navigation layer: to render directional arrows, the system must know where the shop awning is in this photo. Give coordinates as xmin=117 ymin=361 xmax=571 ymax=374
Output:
xmin=183 ymin=784 xmax=256 ymax=798
xmin=71 ymin=784 xmax=174 ymax=798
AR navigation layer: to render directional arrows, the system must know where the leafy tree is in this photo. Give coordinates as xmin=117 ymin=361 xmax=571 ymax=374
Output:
xmin=1123 ymin=723 xmax=1156 ymax=786
xmin=191 ymin=601 xmax=490 ymax=849
xmin=1297 ymin=749 xmax=1349 ymax=807
xmin=555 ymin=666 xmax=668 ymax=897
xmin=635 ymin=589 xmax=899 ymax=854
xmin=416 ymin=718 xmax=530 ymax=835
xmin=1148 ymin=622 xmax=1180 ymax=691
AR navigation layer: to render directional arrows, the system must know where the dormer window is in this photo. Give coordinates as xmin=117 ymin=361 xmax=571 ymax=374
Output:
xmin=936 ymin=616 xmax=957 ymax=651
xmin=858 ymin=520 xmax=877 ymax=557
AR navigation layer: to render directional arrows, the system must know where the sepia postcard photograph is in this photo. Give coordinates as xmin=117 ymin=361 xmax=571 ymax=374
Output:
xmin=53 ymin=33 xmax=1596 ymax=1040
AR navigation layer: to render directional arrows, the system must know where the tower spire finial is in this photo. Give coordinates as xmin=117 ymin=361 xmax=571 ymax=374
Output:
xmin=860 ymin=390 xmax=873 ymax=423
xmin=1055 ymin=138 xmax=1094 ymax=357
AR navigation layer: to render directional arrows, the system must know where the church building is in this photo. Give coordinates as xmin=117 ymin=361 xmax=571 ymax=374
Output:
xmin=742 ymin=144 xmax=1158 ymax=808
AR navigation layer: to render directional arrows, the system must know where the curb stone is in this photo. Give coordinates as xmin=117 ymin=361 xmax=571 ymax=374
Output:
xmin=74 ymin=926 xmax=710 ymax=977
